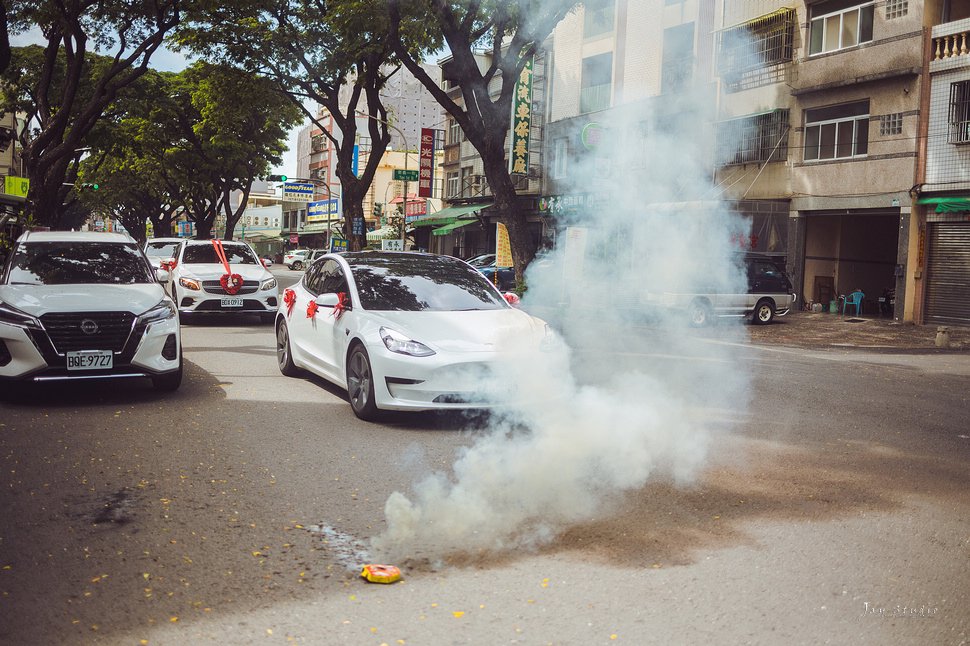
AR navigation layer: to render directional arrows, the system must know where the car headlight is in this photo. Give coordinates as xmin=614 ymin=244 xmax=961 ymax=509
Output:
xmin=379 ymin=327 xmax=435 ymax=357
xmin=137 ymin=299 xmax=178 ymax=325
xmin=0 ymin=300 xmax=42 ymax=329
xmin=179 ymin=277 xmax=200 ymax=290
xmin=261 ymin=277 xmax=277 ymax=291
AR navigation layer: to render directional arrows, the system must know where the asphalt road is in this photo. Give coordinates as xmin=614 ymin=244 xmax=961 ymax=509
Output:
xmin=1 ymin=294 xmax=968 ymax=645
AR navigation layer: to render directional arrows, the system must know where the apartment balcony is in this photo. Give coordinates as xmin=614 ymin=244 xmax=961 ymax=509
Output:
xmin=931 ymin=18 xmax=970 ymax=73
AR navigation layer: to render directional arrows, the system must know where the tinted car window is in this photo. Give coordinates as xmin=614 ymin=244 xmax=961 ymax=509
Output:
xmin=182 ymin=243 xmax=258 ymax=265
xmin=347 ymin=253 xmax=508 ymax=311
xmin=303 ymin=259 xmax=326 ymax=294
xmin=320 ymin=261 xmax=349 ymax=296
xmin=6 ymin=241 xmax=154 ymax=285
xmin=145 ymin=242 xmax=181 ymax=258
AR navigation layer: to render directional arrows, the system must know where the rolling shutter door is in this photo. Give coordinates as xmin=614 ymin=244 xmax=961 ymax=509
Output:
xmin=925 ymin=222 xmax=970 ymax=325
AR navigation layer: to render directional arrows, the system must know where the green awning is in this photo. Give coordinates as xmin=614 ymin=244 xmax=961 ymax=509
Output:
xmin=917 ymin=196 xmax=970 ymax=213
xmin=432 ymin=219 xmax=479 ymax=236
xmin=411 ymin=203 xmax=490 ymax=227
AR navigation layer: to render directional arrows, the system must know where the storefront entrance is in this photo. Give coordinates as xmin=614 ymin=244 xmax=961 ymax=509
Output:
xmin=801 ymin=211 xmax=900 ymax=314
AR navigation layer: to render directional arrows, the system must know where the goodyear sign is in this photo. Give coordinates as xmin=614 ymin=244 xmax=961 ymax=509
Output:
xmin=282 ymin=182 xmax=314 ymax=202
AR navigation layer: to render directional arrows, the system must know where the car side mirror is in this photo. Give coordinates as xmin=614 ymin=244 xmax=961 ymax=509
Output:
xmin=315 ymin=293 xmax=340 ymax=307
xmin=155 ymin=267 xmax=171 ymax=283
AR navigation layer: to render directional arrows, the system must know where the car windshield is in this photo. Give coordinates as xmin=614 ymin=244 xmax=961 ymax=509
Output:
xmin=347 ymin=253 xmax=508 ymax=312
xmin=182 ymin=243 xmax=258 ymax=265
xmin=145 ymin=241 xmax=181 ymax=258
xmin=6 ymin=241 xmax=154 ymax=285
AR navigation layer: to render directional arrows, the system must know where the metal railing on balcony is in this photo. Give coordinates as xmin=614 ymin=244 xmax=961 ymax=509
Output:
xmin=580 ymin=83 xmax=611 ymax=114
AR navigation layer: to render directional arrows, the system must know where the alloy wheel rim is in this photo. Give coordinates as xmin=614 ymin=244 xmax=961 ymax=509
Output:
xmin=276 ymin=324 xmax=289 ymax=369
xmin=348 ymin=351 xmax=370 ymax=411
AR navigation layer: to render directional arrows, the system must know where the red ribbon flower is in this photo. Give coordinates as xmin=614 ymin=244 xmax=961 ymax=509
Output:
xmin=283 ymin=288 xmax=296 ymax=317
xmin=306 ymin=300 xmax=319 ymax=318
xmin=331 ymin=292 xmax=348 ymax=319
xmin=211 ymin=239 xmax=243 ymax=295
xmin=503 ymin=292 xmax=521 ymax=307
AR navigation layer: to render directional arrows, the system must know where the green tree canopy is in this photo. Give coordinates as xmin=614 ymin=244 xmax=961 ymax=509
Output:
xmin=179 ymin=0 xmax=436 ymax=250
xmin=2 ymin=0 xmax=183 ymax=230
xmin=79 ymin=62 xmax=301 ymax=240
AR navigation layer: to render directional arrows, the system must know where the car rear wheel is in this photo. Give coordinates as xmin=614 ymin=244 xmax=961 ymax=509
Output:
xmin=347 ymin=344 xmax=379 ymax=421
xmin=152 ymin=353 xmax=183 ymax=391
xmin=276 ymin=320 xmax=302 ymax=377
xmin=292 ymin=260 xmax=303 ymax=271
xmin=687 ymin=299 xmax=713 ymax=327
xmin=753 ymin=298 xmax=775 ymax=325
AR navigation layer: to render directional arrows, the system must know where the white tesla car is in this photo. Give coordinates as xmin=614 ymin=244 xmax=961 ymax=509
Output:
xmin=274 ymin=251 xmax=555 ymax=421
xmin=0 ymin=231 xmax=182 ymax=391
xmin=168 ymin=239 xmax=278 ymax=322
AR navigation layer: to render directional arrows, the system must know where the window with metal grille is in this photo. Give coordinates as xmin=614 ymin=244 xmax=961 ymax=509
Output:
xmin=718 ymin=9 xmax=795 ymax=92
xmin=880 ymin=113 xmax=903 ymax=136
xmin=949 ymin=81 xmax=970 ymax=144
xmin=885 ymin=0 xmax=908 ymax=19
xmin=717 ymin=110 xmax=790 ymax=166
xmin=804 ymin=100 xmax=870 ymax=161
xmin=580 ymin=52 xmax=613 ymax=113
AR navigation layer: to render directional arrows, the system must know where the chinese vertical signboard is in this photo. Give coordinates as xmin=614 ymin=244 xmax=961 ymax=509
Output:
xmin=495 ymin=223 xmax=513 ymax=268
xmin=419 ymin=128 xmax=436 ymax=198
xmin=508 ymin=57 xmax=534 ymax=175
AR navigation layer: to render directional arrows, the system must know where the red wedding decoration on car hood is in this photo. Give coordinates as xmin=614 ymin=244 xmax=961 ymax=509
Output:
xmin=211 ymin=239 xmax=243 ymax=295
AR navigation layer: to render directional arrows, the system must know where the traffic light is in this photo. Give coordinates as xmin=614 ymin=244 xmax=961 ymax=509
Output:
xmin=267 ymin=174 xmax=288 ymax=182
xmin=81 ymin=183 xmax=100 ymax=191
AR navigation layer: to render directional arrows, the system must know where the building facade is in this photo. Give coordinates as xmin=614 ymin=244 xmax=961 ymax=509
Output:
xmin=913 ymin=6 xmax=970 ymax=325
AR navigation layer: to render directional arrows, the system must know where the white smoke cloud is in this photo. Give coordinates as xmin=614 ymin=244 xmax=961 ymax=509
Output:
xmin=372 ymin=84 xmax=752 ymax=563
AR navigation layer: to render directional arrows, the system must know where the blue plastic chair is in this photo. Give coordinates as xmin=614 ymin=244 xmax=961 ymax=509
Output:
xmin=842 ymin=290 xmax=864 ymax=317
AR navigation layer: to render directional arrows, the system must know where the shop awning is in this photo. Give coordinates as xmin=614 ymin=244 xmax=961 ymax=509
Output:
xmin=432 ymin=219 xmax=479 ymax=236
xmin=917 ymin=196 xmax=970 ymax=213
xmin=411 ymin=202 xmax=490 ymax=227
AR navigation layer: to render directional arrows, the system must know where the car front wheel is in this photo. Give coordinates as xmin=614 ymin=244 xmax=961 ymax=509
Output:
xmin=276 ymin=320 xmax=302 ymax=377
xmin=687 ymin=299 xmax=713 ymax=327
xmin=753 ymin=298 xmax=775 ymax=325
xmin=152 ymin=354 xmax=183 ymax=392
xmin=347 ymin=344 xmax=379 ymax=421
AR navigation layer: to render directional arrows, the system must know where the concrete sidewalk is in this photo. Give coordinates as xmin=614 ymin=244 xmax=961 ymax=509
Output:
xmin=746 ymin=311 xmax=969 ymax=351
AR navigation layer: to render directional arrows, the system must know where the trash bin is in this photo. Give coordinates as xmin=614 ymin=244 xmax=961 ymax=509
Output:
xmin=829 ymin=300 xmax=839 ymax=313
